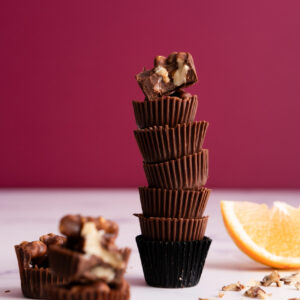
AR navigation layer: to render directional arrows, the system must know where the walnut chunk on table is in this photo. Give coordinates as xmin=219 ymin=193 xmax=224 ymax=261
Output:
xmin=260 ymin=270 xmax=281 ymax=287
xmin=244 ymin=286 xmax=270 ymax=299
xmin=281 ymin=272 xmax=300 ymax=285
xmin=222 ymin=281 xmax=245 ymax=291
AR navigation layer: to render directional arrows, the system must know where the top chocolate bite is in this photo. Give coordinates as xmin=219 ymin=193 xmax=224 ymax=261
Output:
xmin=136 ymin=52 xmax=198 ymax=101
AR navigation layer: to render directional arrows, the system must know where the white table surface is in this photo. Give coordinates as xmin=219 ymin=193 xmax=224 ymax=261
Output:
xmin=0 ymin=189 xmax=299 ymax=300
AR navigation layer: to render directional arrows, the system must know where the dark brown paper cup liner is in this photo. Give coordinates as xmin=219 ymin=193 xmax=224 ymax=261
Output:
xmin=134 ymin=214 xmax=208 ymax=241
xmin=139 ymin=187 xmax=211 ymax=218
xmin=136 ymin=235 xmax=212 ymax=288
xmin=48 ymin=245 xmax=131 ymax=283
xmin=134 ymin=121 xmax=208 ymax=163
xmin=132 ymin=95 xmax=198 ymax=129
xmin=47 ymin=280 xmax=130 ymax=300
xmin=15 ymin=245 xmax=64 ymax=299
xmin=143 ymin=150 xmax=208 ymax=189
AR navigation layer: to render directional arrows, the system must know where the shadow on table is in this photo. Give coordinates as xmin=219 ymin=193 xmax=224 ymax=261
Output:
xmin=126 ymin=275 xmax=147 ymax=287
xmin=0 ymin=288 xmax=22 ymax=299
xmin=205 ymin=259 xmax=270 ymax=271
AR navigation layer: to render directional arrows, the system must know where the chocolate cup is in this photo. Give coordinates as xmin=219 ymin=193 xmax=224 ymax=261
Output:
xmin=15 ymin=245 xmax=65 ymax=299
xmin=139 ymin=187 xmax=211 ymax=218
xmin=132 ymin=95 xmax=198 ymax=129
xmin=143 ymin=150 xmax=208 ymax=189
xmin=136 ymin=235 xmax=212 ymax=288
xmin=134 ymin=214 xmax=208 ymax=242
xmin=134 ymin=121 xmax=208 ymax=163
xmin=47 ymin=280 xmax=130 ymax=300
xmin=48 ymin=245 xmax=131 ymax=283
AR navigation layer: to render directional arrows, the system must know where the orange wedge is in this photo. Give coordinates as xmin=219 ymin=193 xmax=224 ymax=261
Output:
xmin=221 ymin=201 xmax=300 ymax=269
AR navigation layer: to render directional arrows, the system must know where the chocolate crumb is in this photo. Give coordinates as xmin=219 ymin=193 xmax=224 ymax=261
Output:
xmin=4 ymin=290 xmax=10 ymax=293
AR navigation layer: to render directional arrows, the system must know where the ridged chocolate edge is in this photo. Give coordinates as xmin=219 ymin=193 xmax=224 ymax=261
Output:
xmin=143 ymin=150 xmax=209 ymax=189
xmin=136 ymin=235 xmax=212 ymax=288
xmin=132 ymin=95 xmax=198 ymax=129
xmin=47 ymin=280 xmax=130 ymax=300
xmin=134 ymin=121 xmax=208 ymax=163
xmin=48 ymin=245 xmax=85 ymax=281
xmin=134 ymin=214 xmax=208 ymax=241
xmin=15 ymin=245 xmax=64 ymax=299
xmin=139 ymin=187 xmax=211 ymax=218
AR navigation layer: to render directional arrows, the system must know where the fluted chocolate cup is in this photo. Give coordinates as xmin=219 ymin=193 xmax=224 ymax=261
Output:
xmin=132 ymin=95 xmax=198 ymax=129
xmin=136 ymin=235 xmax=212 ymax=288
xmin=139 ymin=187 xmax=210 ymax=218
xmin=47 ymin=280 xmax=130 ymax=300
xmin=15 ymin=245 xmax=65 ymax=299
xmin=134 ymin=214 xmax=208 ymax=242
xmin=143 ymin=150 xmax=208 ymax=189
xmin=134 ymin=121 xmax=208 ymax=163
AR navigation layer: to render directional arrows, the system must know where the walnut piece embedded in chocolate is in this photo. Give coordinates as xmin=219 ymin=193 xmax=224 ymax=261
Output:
xmin=79 ymin=221 xmax=130 ymax=284
xmin=18 ymin=234 xmax=66 ymax=268
xmin=59 ymin=214 xmax=118 ymax=240
xmin=50 ymin=216 xmax=131 ymax=285
xmin=136 ymin=52 xmax=198 ymax=101
xmin=20 ymin=241 xmax=47 ymax=259
xmin=40 ymin=233 xmax=66 ymax=247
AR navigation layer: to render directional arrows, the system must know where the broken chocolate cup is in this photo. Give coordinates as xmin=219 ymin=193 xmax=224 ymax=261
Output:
xmin=15 ymin=245 xmax=65 ymax=299
xmin=143 ymin=150 xmax=208 ymax=189
xmin=136 ymin=52 xmax=198 ymax=101
xmin=134 ymin=214 xmax=208 ymax=242
xmin=134 ymin=121 xmax=208 ymax=163
xmin=47 ymin=279 xmax=130 ymax=300
xmin=139 ymin=187 xmax=210 ymax=218
xmin=136 ymin=235 xmax=212 ymax=288
xmin=48 ymin=245 xmax=131 ymax=284
xmin=132 ymin=95 xmax=198 ymax=129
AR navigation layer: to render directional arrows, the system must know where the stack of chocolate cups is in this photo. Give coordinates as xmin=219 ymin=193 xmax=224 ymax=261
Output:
xmin=132 ymin=52 xmax=212 ymax=288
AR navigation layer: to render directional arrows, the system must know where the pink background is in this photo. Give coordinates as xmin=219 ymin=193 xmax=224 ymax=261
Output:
xmin=1 ymin=0 xmax=300 ymax=188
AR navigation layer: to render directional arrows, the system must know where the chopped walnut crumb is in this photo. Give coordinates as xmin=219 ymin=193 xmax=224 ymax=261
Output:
xmin=218 ymin=291 xmax=224 ymax=298
xmin=222 ymin=281 xmax=245 ymax=291
xmin=295 ymin=281 xmax=300 ymax=290
xmin=244 ymin=286 xmax=269 ymax=299
xmin=260 ymin=271 xmax=281 ymax=287
xmin=280 ymin=272 xmax=300 ymax=285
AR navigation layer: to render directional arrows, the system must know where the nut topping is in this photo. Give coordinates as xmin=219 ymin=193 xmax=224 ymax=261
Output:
xmin=39 ymin=233 xmax=66 ymax=247
xmin=154 ymin=65 xmax=170 ymax=83
xmin=172 ymin=56 xmax=190 ymax=86
xmin=20 ymin=241 xmax=47 ymax=258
